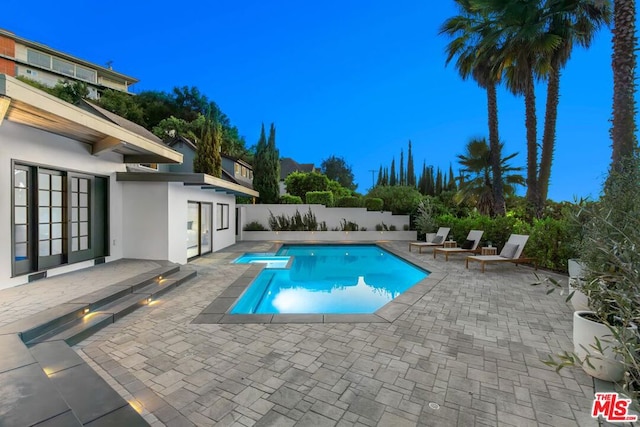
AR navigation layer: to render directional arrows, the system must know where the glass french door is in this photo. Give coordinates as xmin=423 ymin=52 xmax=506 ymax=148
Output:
xmin=187 ymin=201 xmax=212 ymax=259
xmin=11 ymin=163 xmax=108 ymax=277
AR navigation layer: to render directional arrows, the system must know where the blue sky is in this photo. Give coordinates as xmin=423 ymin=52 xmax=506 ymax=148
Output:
xmin=2 ymin=1 xmax=633 ymax=201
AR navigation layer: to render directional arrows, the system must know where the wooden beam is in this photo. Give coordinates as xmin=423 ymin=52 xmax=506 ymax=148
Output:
xmin=0 ymin=96 xmax=11 ymax=126
xmin=92 ymin=136 xmax=121 ymax=155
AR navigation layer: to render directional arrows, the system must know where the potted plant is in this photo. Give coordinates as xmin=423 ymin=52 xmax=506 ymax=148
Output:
xmin=414 ymin=198 xmax=439 ymax=241
xmin=538 ymin=156 xmax=640 ymax=403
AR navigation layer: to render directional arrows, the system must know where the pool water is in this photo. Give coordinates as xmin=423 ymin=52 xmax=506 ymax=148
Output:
xmin=233 ymin=253 xmax=291 ymax=268
xmin=231 ymin=245 xmax=428 ymax=314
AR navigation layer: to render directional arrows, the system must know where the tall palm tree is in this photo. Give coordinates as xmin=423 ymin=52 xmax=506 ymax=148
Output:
xmin=473 ymin=0 xmax=559 ymax=216
xmin=456 ymin=138 xmax=525 ymax=216
xmin=611 ymin=0 xmax=637 ymax=168
xmin=441 ymin=0 xmax=507 ymax=215
xmin=539 ymin=0 xmax=611 ymax=204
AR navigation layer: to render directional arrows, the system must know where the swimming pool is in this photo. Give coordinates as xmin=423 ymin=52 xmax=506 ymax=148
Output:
xmin=231 ymin=245 xmax=428 ymax=314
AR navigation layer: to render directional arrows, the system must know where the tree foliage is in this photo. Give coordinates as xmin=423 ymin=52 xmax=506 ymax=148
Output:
xmin=253 ymin=123 xmax=280 ymax=203
xmin=321 ymin=155 xmax=356 ymax=190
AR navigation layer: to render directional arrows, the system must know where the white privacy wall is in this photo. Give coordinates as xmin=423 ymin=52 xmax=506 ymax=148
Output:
xmin=0 ymin=121 xmax=126 ymax=289
xmin=241 ymin=204 xmax=410 ymax=231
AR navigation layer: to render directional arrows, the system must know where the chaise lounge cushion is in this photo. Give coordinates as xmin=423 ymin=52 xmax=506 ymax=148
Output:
xmin=500 ymin=243 xmax=519 ymax=259
xmin=461 ymin=239 xmax=475 ymax=250
xmin=431 ymin=235 xmax=444 ymax=244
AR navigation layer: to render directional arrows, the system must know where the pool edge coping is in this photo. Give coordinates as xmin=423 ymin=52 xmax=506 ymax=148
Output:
xmin=192 ymin=242 xmax=445 ymax=325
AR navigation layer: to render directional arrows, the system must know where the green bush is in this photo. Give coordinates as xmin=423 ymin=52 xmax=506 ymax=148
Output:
xmin=328 ymin=180 xmax=352 ymax=199
xmin=285 ymin=171 xmax=329 ymax=201
xmin=243 ymin=221 xmax=267 ymax=231
xmin=306 ymin=191 xmax=334 ymax=207
xmin=364 ymin=198 xmax=383 ymax=211
xmin=280 ymin=194 xmax=303 ymax=204
xmin=366 ymin=186 xmax=422 ymax=214
xmin=527 ymin=217 xmax=575 ymax=271
xmin=335 ymin=196 xmax=361 ymax=207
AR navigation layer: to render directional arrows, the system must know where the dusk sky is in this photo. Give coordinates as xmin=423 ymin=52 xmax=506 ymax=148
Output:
xmin=2 ymin=1 xmax=636 ymax=201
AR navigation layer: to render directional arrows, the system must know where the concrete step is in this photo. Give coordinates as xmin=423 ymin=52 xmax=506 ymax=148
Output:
xmin=133 ymin=269 xmax=197 ymax=300
xmin=28 ymin=312 xmax=114 ymax=346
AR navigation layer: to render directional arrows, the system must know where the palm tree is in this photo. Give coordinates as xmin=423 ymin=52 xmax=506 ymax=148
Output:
xmin=441 ymin=0 xmax=507 ymax=215
xmin=611 ymin=0 xmax=637 ymax=168
xmin=473 ymin=0 xmax=559 ymax=216
xmin=456 ymin=138 xmax=525 ymax=216
xmin=539 ymin=0 xmax=611 ymax=204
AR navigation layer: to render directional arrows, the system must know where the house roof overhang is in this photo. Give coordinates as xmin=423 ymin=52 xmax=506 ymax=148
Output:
xmin=0 ymin=74 xmax=182 ymax=164
xmin=115 ymin=172 xmax=259 ymax=197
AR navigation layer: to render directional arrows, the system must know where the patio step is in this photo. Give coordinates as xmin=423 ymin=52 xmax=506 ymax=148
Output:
xmin=22 ymin=266 xmax=196 ymax=346
xmin=0 ymin=263 xmax=197 ymax=426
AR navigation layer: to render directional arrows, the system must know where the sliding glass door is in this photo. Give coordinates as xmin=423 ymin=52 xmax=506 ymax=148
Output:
xmin=187 ymin=201 xmax=212 ymax=259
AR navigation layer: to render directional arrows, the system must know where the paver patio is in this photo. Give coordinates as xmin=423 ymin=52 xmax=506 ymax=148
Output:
xmin=1 ymin=242 xmax=600 ymax=426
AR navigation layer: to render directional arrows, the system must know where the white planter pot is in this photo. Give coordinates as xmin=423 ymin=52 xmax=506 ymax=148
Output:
xmin=568 ymin=284 xmax=590 ymax=312
xmin=567 ymin=259 xmax=589 ymax=311
xmin=573 ymin=310 xmax=625 ymax=382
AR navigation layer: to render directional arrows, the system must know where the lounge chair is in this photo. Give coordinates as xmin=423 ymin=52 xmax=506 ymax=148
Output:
xmin=409 ymin=227 xmax=451 ymax=253
xmin=465 ymin=234 xmax=535 ymax=272
xmin=433 ymin=230 xmax=484 ymax=261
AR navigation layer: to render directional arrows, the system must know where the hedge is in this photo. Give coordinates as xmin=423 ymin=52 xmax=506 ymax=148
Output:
xmin=364 ymin=198 xmax=383 ymax=211
xmin=306 ymin=191 xmax=334 ymax=207
xmin=280 ymin=194 xmax=303 ymax=204
xmin=335 ymin=196 xmax=361 ymax=208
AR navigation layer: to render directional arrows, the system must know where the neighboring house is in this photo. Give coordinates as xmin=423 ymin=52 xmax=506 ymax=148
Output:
xmin=279 ymin=157 xmax=316 ymax=195
xmin=0 ymin=74 xmax=257 ymax=289
xmin=0 ymin=28 xmax=137 ymax=100
xmin=161 ymin=135 xmax=255 ymax=192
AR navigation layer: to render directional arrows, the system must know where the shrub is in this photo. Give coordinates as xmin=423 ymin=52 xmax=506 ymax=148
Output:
xmin=375 ymin=222 xmax=389 ymax=231
xmin=268 ymin=208 xmax=318 ymax=231
xmin=306 ymin=191 xmax=334 ymax=207
xmin=280 ymin=194 xmax=303 ymax=204
xmin=328 ymin=180 xmax=352 ymax=199
xmin=365 ymin=198 xmax=383 ymax=211
xmin=414 ymin=198 xmax=438 ymax=235
xmin=285 ymin=171 xmax=329 ymax=200
xmin=243 ymin=221 xmax=267 ymax=231
xmin=339 ymin=219 xmax=359 ymax=231
xmin=335 ymin=196 xmax=361 ymax=207
xmin=527 ymin=217 xmax=575 ymax=271
xmin=389 ymin=225 xmax=397 ymax=231
xmin=366 ymin=186 xmax=422 ymax=214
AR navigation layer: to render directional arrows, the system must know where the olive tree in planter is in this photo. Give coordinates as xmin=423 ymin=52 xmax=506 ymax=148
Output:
xmin=414 ymin=198 xmax=438 ymax=241
xmin=543 ymin=156 xmax=640 ymax=402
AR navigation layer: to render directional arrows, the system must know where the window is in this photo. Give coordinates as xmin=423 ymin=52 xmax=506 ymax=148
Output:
xmin=234 ymin=163 xmax=240 ymax=176
xmin=217 ymin=204 xmax=229 ymax=230
xmin=138 ymin=163 xmax=158 ymax=170
xmin=27 ymin=49 xmax=51 ymax=68
xmin=241 ymin=166 xmax=247 ymax=177
xmin=26 ymin=48 xmax=97 ymax=84
xmin=75 ymin=65 xmax=97 ymax=83
xmin=249 ymin=170 xmax=253 ymax=179
xmin=52 ymin=57 xmax=74 ymax=77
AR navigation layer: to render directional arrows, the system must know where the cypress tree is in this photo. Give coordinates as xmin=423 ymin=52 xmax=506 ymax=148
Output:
xmin=390 ymin=158 xmax=397 ymax=186
xmin=426 ymin=166 xmax=435 ymax=196
xmin=193 ymin=119 xmax=215 ymax=175
xmin=376 ymin=165 xmax=383 ymax=186
xmin=211 ymin=121 xmax=222 ymax=177
xmin=418 ymin=161 xmax=427 ymax=194
xmin=383 ymin=167 xmax=389 ymax=185
xmin=407 ymin=140 xmax=416 ymax=187
xmin=253 ymin=123 xmax=279 ymax=203
xmin=447 ymin=163 xmax=456 ymax=191
xmin=264 ymin=123 xmax=280 ymax=203
xmin=399 ymin=149 xmax=405 ymax=185
xmin=435 ymin=167 xmax=443 ymax=195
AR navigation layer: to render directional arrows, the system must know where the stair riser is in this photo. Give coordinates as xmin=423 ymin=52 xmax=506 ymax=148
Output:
xmin=63 ymin=315 xmax=114 ymax=347
xmin=21 ymin=307 xmax=87 ymax=344
xmin=130 ymin=266 xmax=180 ymax=293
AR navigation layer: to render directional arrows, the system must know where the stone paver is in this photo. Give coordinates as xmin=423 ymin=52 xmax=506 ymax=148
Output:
xmin=0 ymin=240 xmax=599 ymax=426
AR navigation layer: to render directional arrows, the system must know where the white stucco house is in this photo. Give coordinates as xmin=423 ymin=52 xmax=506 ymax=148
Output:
xmin=0 ymin=74 xmax=258 ymax=290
